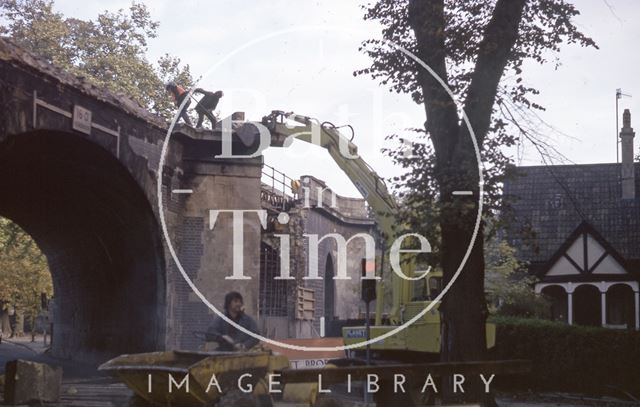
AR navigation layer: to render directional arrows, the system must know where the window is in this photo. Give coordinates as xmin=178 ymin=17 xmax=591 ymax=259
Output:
xmin=259 ymin=243 xmax=288 ymax=316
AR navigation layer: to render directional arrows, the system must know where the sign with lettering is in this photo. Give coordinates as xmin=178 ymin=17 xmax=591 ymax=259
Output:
xmin=289 ymin=358 xmax=330 ymax=369
xmin=73 ymin=105 xmax=92 ymax=135
xmin=345 ymin=328 xmax=366 ymax=338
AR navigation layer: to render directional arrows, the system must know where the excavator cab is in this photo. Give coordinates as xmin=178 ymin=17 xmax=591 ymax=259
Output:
xmin=412 ymin=272 xmax=443 ymax=301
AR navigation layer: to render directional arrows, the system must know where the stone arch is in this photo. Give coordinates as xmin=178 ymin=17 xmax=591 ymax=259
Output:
xmin=573 ymin=284 xmax=601 ymax=326
xmin=541 ymin=285 xmax=568 ymax=322
xmin=0 ymin=130 xmax=166 ymax=362
xmin=324 ymin=253 xmax=335 ymax=321
xmin=606 ymin=283 xmax=635 ymax=329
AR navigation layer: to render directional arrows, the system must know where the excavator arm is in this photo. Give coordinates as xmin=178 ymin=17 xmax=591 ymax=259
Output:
xmin=261 ymin=110 xmax=414 ymax=324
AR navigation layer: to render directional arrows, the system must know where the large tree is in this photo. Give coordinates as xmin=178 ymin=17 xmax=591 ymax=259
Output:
xmin=360 ymin=0 xmax=595 ymax=396
xmin=0 ymin=0 xmax=194 ymax=119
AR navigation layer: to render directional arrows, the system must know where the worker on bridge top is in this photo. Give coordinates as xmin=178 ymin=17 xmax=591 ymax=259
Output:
xmin=206 ymin=291 xmax=259 ymax=351
xmin=192 ymin=88 xmax=223 ymax=129
xmin=165 ymin=82 xmax=192 ymax=126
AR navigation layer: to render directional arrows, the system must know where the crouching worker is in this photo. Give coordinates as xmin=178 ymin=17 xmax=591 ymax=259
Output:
xmin=205 ymin=291 xmax=259 ymax=351
xmin=193 ymin=88 xmax=223 ymax=129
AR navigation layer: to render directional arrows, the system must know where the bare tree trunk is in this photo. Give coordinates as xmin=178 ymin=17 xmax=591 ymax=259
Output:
xmin=436 ymin=148 xmax=488 ymax=402
xmin=0 ymin=308 xmax=12 ymax=337
xmin=15 ymin=310 xmax=24 ymax=337
xmin=30 ymin=314 xmax=36 ymax=342
xmin=407 ymin=0 xmax=528 ymax=402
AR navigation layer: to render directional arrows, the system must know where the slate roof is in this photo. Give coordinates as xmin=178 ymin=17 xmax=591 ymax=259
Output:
xmin=502 ymin=162 xmax=640 ymax=275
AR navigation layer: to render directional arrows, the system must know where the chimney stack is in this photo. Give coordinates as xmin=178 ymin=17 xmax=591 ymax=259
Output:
xmin=620 ymin=109 xmax=635 ymax=199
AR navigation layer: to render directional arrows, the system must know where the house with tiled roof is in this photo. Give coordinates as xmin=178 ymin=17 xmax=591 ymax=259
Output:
xmin=503 ymin=109 xmax=640 ymax=330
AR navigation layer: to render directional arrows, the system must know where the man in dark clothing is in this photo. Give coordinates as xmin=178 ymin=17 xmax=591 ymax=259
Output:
xmin=206 ymin=291 xmax=259 ymax=351
xmin=193 ymin=88 xmax=223 ymax=129
xmin=165 ymin=82 xmax=192 ymax=126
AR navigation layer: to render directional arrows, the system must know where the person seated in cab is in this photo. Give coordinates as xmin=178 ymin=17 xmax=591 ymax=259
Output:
xmin=206 ymin=291 xmax=259 ymax=351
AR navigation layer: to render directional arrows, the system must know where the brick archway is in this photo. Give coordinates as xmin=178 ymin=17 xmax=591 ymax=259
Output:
xmin=324 ymin=253 xmax=335 ymax=321
xmin=573 ymin=284 xmax=601 ymax=327
xmin=0 ymin=130 xmax=166 ymax=362
xmin=541 ymin=285 xmax=568 ymax=323
xmin=607 ymin=284 xmax=636 ymax=329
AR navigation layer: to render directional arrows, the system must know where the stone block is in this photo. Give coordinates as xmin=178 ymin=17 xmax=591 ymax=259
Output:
xmin=4 ymin=359 xmax=62 ymax=405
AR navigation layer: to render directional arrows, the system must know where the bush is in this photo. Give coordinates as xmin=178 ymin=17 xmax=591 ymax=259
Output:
xmin=485 ymin=239 xmax=550 ymax=319
xmin=489 ymin=282 xmax=550 ymax=319
xmin=491 ymin=316 xmax=640 ymax=396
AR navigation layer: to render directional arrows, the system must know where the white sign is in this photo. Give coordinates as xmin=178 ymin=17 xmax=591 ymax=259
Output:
xmin=290 ymin=359 xmax=330 ymax=369
xmin=73 ymin=105 xmax=92 ymax=135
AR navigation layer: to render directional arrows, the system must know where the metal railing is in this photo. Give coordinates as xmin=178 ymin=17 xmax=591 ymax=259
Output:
xmin=261 ymin=163 xmax=296 ymax=211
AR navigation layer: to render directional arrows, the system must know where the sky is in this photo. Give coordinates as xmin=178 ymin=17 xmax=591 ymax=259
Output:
xmin=50 ymin=0 xmax=640 ymax=198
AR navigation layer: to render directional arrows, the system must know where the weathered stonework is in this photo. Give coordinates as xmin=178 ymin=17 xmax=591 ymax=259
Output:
xmin=0 ymin=38 xmax=263 ymax=361
xmin=259 ymin=175 xmax=375 ymax=339
xmin=4 ymin=360 xmax=63 ymax=404
xmin=0 ymin=37 xmax=378 ymax=361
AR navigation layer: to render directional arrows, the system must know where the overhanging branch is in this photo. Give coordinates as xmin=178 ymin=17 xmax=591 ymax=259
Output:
xmin=460 ymin=0 xmax=527 ymax=148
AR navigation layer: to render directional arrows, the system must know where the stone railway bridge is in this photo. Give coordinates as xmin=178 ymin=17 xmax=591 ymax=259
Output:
xmin=0 ymin=39 xmax=374 ymax=363
xmin=0 ymin=38 xmax=268 ymax=362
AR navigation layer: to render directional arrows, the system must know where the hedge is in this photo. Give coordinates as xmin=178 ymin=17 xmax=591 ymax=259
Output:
xmin=491 ymin=316 xmax=640 ymax=395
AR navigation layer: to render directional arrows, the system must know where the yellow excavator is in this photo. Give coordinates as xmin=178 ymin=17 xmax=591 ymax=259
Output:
xmin=99 ymin=112 xmax=516 ymax=407
xmin=261 ymin=110 xmax=496 ymax=359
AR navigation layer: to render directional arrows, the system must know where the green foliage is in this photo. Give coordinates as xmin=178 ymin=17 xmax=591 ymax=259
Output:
xmin=492 ymin=317 xmax=640 ymax=395
xmin=362 ymin=0 xmax=597 ymax=244
xmin=361 ymin=2 xmax=597 ymax=360
xmin=0 ymin=217 xmax=52 ymax=321
xmin=0 ymin=0 xmax=194 ymax=119
xmin=484 ymin=239 xmax=549 ymax=318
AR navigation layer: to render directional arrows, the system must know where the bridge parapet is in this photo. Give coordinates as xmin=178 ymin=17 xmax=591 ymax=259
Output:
xmin=0 ymin=37 xmax=265 ymax=359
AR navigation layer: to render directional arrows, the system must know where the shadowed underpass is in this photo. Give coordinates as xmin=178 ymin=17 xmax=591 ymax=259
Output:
xmin=0 ymin=131 xmax=166 ymax=362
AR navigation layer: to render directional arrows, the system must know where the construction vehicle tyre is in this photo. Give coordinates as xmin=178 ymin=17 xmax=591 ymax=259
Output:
xmin=216 ymin=390 xmax=259 ymax=407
